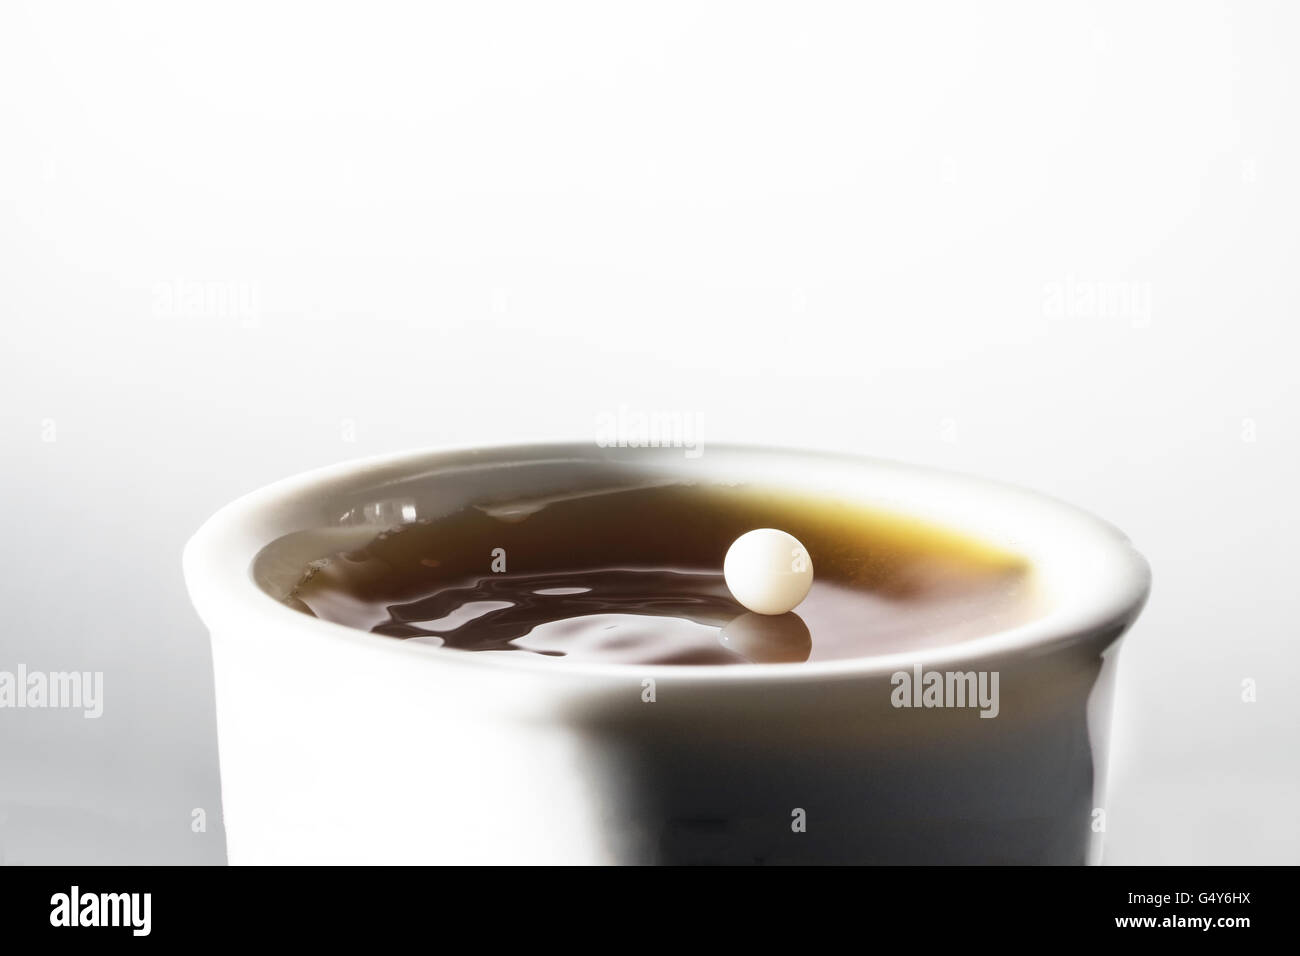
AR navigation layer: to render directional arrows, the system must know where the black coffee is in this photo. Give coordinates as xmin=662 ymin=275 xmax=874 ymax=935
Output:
xmin=281 ymin=483 xmax=1037 ymax=665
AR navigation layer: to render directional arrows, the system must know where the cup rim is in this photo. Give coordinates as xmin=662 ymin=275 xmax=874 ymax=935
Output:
xmin=183 ymin=441 xmax=1151 ymax=684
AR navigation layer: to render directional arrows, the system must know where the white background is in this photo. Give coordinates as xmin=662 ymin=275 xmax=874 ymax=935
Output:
xmin=1 ymin=0 xmax=1296 ymax=864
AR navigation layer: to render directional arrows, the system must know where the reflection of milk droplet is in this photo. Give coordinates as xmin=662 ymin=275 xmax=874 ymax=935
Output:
xmin=719 ymin=612 xmax=812 ymax=664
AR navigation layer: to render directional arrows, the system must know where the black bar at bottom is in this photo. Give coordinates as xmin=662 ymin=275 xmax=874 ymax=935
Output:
xmin=0 ymin=864 xmax=1280 ymax=941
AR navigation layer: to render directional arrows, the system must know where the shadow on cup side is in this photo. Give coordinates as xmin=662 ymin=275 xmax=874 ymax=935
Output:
xmin=568 ymin=634 xmax=1122 ymax=865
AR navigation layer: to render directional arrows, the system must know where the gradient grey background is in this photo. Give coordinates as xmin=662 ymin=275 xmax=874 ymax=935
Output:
xmin=1 ymin=0 xmax=1296 ymax=864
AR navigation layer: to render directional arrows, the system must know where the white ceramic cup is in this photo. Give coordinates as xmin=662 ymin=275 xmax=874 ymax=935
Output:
xmin=184 ymin=443 xmax=1150 ymax=864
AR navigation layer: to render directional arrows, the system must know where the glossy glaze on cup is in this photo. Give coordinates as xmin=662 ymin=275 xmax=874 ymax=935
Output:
xmin=184 ymin=444 xmax=1150 ymax=864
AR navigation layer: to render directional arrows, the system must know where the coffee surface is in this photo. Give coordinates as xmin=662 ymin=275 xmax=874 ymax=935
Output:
xmin=281 ymin=483 xmax=1037 ymax=665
